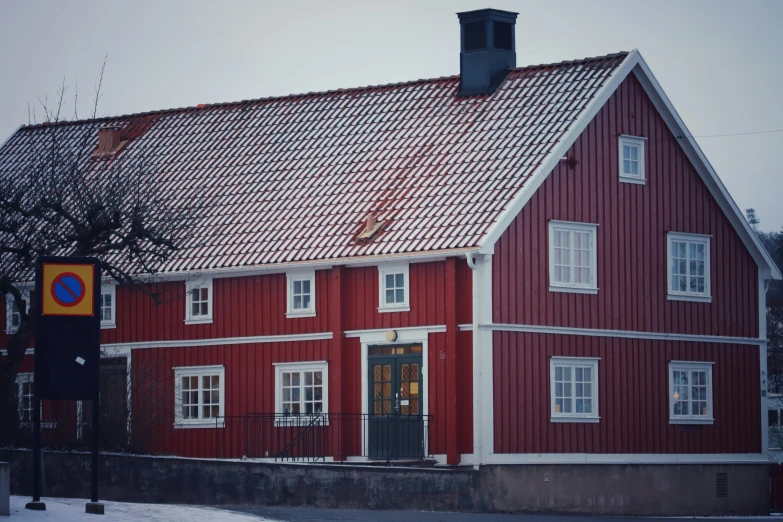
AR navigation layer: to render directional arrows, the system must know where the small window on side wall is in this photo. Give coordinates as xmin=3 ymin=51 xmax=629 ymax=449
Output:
xmin=549 ymin=357 xmax=600 ymax=423
xmin=618 ymin=135 xmax=645 ymax=184
xmin=667 ymin=232 xmax=711 ymax=302
xmin=669 ymin=361 xmax=713 ymax=424
xmin=286 ymin=269 xmax=316 ymax=318
xmin=378 ymin=262 xmax=410 ymax=312
xmin=100 ymin=283 xmax=116 ymax=329
xmin=548 ymin=221 xmax=598 ymax=294
xmin=185 ymin=278 xmax=213 ymax=324
xmin=5 ymin=291 xmax=28 ymax=334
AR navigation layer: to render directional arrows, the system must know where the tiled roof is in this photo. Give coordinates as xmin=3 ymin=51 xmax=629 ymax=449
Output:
xmin=0 ymin=52 xmax=629 ymax=273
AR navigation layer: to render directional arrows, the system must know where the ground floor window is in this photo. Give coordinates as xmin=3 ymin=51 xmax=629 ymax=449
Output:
xmin=173 ymin=365 xmax=224 ymax=428
xmin=549 ymin=357 xmax=599 ymax=422
xmin=274 ymin=361 xmax=328 ymax=423
xmin=669 ymin=361 xmax=713 ymax=424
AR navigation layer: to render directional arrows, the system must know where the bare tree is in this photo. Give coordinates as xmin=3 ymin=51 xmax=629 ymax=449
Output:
xmin=0 ymin=64 xmax=200 ymax=434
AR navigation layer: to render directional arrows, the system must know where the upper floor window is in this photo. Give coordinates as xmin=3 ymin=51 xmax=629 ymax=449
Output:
xmin=378 ymin=262 xmax=410 ymax=312
xmin=619 ymin=135 xmax=645 ymax=184
xmin=5 ymin=291 xmax=27 ymax=334
xmin=100 ymin=284 xmax=116 ymax=329
xmin=185 ymin=278 xmax=213 ymax=324
xmin=667 ymin=232 xmax=711 ymax=302
xmin=274 ymin=361 xmax=328 ymax=425
xmin=669 ymin=361 xmax=713 ymax=424
xmin=286 ymin=269 xmax=316 ymax=318
xmin=549 ymin=357 xmax=599 ymax=422
xmin=548 ymin=221 xmax=598 ymax=294
xmin=174 ymin=365 xmax=224 ymax=428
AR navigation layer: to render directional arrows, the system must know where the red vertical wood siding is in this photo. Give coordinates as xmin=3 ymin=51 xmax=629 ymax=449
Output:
xmin=493 ymin=331 xmax=760 ymax=454
xmin=133 ymin=339 xmax=331 ymax=457
xmin=492 ymin=74 xmax=759 ymax=338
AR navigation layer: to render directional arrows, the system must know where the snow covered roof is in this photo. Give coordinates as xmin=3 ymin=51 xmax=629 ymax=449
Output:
xmin=0 ymin=52 xmax=629 ymax=273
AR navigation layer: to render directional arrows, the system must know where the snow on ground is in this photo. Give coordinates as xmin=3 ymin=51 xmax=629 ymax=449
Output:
xmin=8 ymin=496 xmax=276 ymax=521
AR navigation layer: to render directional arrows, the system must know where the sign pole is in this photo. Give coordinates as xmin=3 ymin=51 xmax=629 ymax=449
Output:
xmin=25 ymin=393 xmax=45 ymax=510
xmin=91 ymin=391 xmax=99 ymax=504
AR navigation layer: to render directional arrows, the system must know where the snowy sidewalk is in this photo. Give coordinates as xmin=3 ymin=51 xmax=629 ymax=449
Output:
xmin=8 ymin=496 xmax=276 ymax=521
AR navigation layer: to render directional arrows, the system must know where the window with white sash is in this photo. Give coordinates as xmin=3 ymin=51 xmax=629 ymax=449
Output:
xmin=286 ymin=269 xmax=316 ymax=317
xmin=667 ymin=232 xmax=711 ymax=302
xmin=100 ymin=284 xmax=116 ymax=328
xmin=174 ymin=366 xmax=224 ymax=428
xmin=185 ymin=278 xmax=213 ymax=324
xmin=548 ymin=221 xmax=598 ymax=293
xmin=378 ymin=262 xmax=410 ymax=312
xmin=619 ymin=135 xmax=645 ymax=183
xmin=549 ymin=357 xmax=599 ymax=422
xmin=5 ymin=291 xmax=28 ymax=334
xmin=669 ymin=361 xmax=713 ymax=424
xmin=275 ymin=361 xmax=328 ymax=425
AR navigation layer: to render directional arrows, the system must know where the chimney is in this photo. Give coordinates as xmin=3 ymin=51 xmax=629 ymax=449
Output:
xmin=94 ymin=126 xmax=126 ymax=159
xmin=456 ymin=8 xmax=518 ymax=97
xmin=98 ymin=126 xmax=122 ymax=152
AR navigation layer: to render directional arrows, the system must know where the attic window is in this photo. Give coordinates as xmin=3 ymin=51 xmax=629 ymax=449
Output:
xmin=493 ymin=22 xmax=513 ymax=51
xmin=463 ymin=21 xmax=487 ymax=51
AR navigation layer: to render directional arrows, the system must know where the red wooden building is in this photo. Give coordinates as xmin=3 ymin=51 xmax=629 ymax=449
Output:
xmin=1 ymin=7 xmax=780 ymax=511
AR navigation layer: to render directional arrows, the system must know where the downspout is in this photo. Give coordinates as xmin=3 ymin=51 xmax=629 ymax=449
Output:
xmin=466 ymin=253 xmax=482 ymax=470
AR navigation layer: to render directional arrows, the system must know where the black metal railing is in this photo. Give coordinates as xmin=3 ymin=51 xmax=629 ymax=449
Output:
xmin=216 ymin=413 xmax=433 ymax=463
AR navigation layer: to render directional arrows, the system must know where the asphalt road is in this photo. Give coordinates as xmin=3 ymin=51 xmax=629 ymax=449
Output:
xmin=225 ymin=505 xmax=782 ymax=521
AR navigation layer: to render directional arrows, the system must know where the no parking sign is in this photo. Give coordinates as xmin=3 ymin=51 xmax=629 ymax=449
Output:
xmin=34 ymin=256 xmax=101 ymax=401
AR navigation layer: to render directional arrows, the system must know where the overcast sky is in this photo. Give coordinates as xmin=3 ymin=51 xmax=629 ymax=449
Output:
xmin=1 ymin=0 xmax=781 ymax=231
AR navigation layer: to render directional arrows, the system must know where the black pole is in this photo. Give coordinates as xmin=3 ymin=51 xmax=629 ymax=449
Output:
xmin=32 ymin=395 xmax=41 ymax=501
xmin=91 ymin=395 xmax=99 ymax=503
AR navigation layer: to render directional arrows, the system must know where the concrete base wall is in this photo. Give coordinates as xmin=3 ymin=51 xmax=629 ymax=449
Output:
xmin=0 ymin=462 xmax=8 ymax=516
xmin=0 ymin=450 xmax=769 ymax=516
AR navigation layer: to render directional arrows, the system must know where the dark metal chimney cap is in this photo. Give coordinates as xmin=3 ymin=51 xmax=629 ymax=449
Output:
xmin=456 ymin=8 xmax=518 ymax=23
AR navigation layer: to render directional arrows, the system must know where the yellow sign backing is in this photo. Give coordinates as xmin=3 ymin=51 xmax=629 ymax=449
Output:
xmin=41 ymin=263 xmax=95 ymax=316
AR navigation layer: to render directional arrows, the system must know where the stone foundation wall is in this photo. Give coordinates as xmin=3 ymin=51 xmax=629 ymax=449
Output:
xmin=0 ymin=450 xmax=769 ymax=516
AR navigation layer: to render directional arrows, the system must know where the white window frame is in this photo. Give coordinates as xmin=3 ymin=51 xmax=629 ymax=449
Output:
xmin=5 ymin=290 xmax=28 ymax=334
xmin=378 ymin=262 xmax=410 ymax=312
xmin=16 ymin=373 xmax=56 ymax=429
xmin=548 ymin=221 xmax=598 ymax=294
xmin=286 ymin=269 xmax=316 ymax=318
xmin=549 ymin=357 xmax=600 ymax=423
xmin=667 ymin=232 xmax=712 ymax=303
xmin=668 ymin=361 xmax=714 ymax=425
xmin=173 ymin=365 xmax=225 ymax=428
xmin=100 ymin=283 xmax=117 ymax=329
xmin=185 ymin=277 xmax=213 ymax=324
xmin=618 ymin=135 xmax=646 ymax=184
xmin=274 ymin=361 xmax=329 ymax=426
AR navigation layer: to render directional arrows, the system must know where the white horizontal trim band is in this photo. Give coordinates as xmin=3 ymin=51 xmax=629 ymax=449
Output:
xmin=484 ymin=323 xmax=764 ymax=346
xmin=102 ymin=331 xmax=333 ymax=351
xmin=483 ymin=452 xmax=768 ymax=465
xmin=344 ymin=325 xmax=446 ymax=338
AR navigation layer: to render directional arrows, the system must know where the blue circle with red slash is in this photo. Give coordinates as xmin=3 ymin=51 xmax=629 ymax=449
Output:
xmin=51 ymin=272 xmax=87 ymax=307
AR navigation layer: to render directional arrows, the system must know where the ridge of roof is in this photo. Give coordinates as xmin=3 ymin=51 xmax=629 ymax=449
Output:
xmin=17 ymin=51 xmax=630 ymax=132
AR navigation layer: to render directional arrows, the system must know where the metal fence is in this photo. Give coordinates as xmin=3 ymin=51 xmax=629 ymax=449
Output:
xmin=216 ymin=413 xmax=433 ymax=462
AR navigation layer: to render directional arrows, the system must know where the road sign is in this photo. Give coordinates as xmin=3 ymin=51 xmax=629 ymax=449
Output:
xmin=35 ymin=257 xmax=100 ymax=400
xmin=42 ymin=263 xmax=95 ymax=316
xmin=32 ymin=256 xmax=103 ymax=512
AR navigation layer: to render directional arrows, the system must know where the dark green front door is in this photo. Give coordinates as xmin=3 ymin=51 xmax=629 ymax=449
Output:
xmin=368 ymin=346 xmax=424 ymax=460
